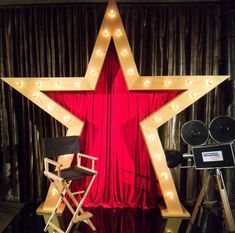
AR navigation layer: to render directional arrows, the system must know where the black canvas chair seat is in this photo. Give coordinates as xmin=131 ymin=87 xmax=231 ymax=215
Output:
xmin=42 ymin=136 xmax=98 ymax=233
xmin=52 ymin=167 xmax=94 ymax=181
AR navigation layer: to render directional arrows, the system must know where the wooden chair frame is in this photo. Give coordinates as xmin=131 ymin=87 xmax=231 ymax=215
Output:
xmin=43 ymin=153 xmax=98 ymax=233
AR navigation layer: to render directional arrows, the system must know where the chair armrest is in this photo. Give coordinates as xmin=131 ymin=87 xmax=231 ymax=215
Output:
xmin=44 ymin=158 xmax=63 ymax=177
xmin=77 ymin=153 xmax=98 ymax=160
xmin=77 ymin=153 xmax=98 ymax=171
xmin=44 ymin=171 xmax=63 ymax=182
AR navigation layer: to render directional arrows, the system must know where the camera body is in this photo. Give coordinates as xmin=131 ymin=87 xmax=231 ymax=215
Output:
xmin=192 ymin=142 xmax=235 ymax=169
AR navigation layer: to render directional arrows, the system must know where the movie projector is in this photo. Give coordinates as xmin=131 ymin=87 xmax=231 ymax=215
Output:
xmin=165 ymin=116 xmax=235 ymax=233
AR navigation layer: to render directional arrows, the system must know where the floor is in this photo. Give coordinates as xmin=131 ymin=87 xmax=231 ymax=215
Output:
xmin=0 ymin=202 xmax=231 ymax=233
xmin=0 ymin=202 xmax=24 ymax=233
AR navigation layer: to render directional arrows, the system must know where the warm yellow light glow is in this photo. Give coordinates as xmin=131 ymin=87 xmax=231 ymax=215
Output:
xmin=189 ymin=91 xmax=197 ymax=98
xmin=154 ymin=116 xmax=162 ymax=121
xmin=16 ymin=81 xmax=23 ymax=87
xmin=47 ymin=104 xmax=54 ymax=111
xmin=154 ymin=154 xmax=161 ymax=160
xmin=127 ymin=68 xmax=134 ymax=75
xmin=109 ymin=9 xmax=116 ymax=18
xmin=144 ymin=80 xmax=150 ymax=87
xmin=32 ymin=93 xmax=39 ymax=98
xmin=103 ymin=29 xmax=110 ymax=37
xmin=115 ymin=29 xmax=122 ymax=37
xmin=90 ymin=69 xmax=97 ymax=75
xmin=52 ymin=188 xmax=57 ymax=196
xmin=63 ymin=115 xmax=71 ymax=122
xmin=121 ymin=49 xmax=128 ymax=56
xmin=207 ymin=79 xmax=214 ymax=85
xmin=161 ymin=172 xmax=168 ymax=180
xmin=56 ymin=81 xmax=62 ymax=87
xmin=167 ymin=192 xmax=174 ymax=199
xmin=166 ymin=230 xmax=172 ymax=233
xmin=35 ymin=81 xmax=42 ymax=87
xmin=96 ymin=49 xmax=104 ymax=56
xmin=74 ymin=81 xmax=81 ymax=88
xmin=164 ymin=79 xmax=172 ymax=86
xmin=148 ymin=135 xmax=155 ymax=142
xmin=185 ymin=79 xmax=193 ymax=86
xmin=170 ymin=103 xmax=179 ymax=110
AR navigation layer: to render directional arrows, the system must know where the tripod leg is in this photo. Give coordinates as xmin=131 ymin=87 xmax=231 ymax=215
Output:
xmin=186 ymin=174 xmax=211 ymax=233
xmin=215 ymin=169 xmax=235 ymax=232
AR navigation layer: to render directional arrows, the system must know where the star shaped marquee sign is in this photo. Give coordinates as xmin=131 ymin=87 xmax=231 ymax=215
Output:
xmin=1 ymin=0 xmax=228 ymax=218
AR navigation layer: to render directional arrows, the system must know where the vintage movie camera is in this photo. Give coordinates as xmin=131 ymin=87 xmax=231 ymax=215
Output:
xmin=165 ymin=116 xmax=235 ymax=233
xmin=165 ymin=116 xmax=235 ymax=169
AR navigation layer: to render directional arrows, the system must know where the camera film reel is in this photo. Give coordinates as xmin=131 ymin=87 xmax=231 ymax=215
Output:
xmin=181 ymin=120 xmax=209 ymax=146
xmin=209 ymin=116 xmax=235 ymax=143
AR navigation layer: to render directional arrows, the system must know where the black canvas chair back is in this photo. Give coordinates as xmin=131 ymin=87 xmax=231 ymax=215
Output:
xmin=42 ymin=136 xmax=80 ymax=158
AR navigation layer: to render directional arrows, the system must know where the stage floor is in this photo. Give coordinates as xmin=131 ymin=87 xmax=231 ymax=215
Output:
xmin=1 ymin=203 xmax=231 ymax=233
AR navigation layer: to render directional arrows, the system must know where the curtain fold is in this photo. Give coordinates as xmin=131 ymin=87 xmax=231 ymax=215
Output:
xmin=0 ymin=3 xmax=227 ymax=208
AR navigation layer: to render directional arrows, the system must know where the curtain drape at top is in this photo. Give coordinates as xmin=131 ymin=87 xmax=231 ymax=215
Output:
xmin=0 ymin=3 xmax=224 ymax=207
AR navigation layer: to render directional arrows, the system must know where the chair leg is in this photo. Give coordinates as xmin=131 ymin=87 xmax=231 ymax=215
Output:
xmin=80 ymin=208 xmax=96 ymax=231
xmin=63 ymin=188 xmax=94 ymax=229
xmin=44 ymin=185 xmax=67 ymax=232
xmin=65 ymin=175 xmax=97 ymax=233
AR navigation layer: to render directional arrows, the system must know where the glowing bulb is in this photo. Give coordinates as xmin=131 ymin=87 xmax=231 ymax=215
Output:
xmin=189 ymin=92 xmax=197 ymax=98
xmin=109 ymin=9 xmax=116 ymax=18
xmin=47 ymin=104 xmax=54 ymax=111
xmin=121 ymin=49 xmax=128 ymax=56
xmin=16 ymin=81 xmax=23 ymax=87
xmin=52 ymin=188 xmax=57 ymax=196
xmin=56 ymin=81 xmax=62 ymax=87
xmin=103 ymin=29 xmax=109 ymax=37
xmin=164 ymin=79 xmax=172 ymax=86
xmin=166 ymin=192 xmax=174 ymax=199
xmin=116 ymin=29 xmax=122 ymax=37
xmin=74 ymin=81 xmax=81 ymax=88
xmin=32 ymin=93 xmax=39 ymax=98
xmin=148 ymin=135 xmax=155 ymax=142
xmin=207 ymin=79 xmax=214 ymax=85
xmin=170 ymin=103 xmax=179 ymax=110
xmin=185 ymin=79 xmax=193 ymax=86
xmin=35 ymin=81 xmax=42 ymax=87
xmin=96 ymin=49 xmax=103 ymax=56
xmin=154 ymin=154 xmax=161 ymax=160
xmin=63 ymin=115 xmax=71 ymax=122
xmin=161 ymin=173 xmax=168 ymax=180
xmin=90 ymin=69 xmax=97 ymax=75
xmin=166 ymin=230 xmax=172 ymax=233
xmin=144 ymin=80 xmax=150 ymax=87
xmin=127 ymin=68 xmax=134 ymax=75
xmin=154 ymin=116 xmax=162 ymax=121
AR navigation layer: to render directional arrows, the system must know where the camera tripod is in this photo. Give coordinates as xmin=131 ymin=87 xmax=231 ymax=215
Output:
xmin=186 ymin=168 xmax=235 ymax=233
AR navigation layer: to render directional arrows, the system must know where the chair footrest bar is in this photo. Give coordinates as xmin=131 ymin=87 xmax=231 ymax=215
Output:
xmin=48 ymin=222 xmax=65 ymax=233
xmin=73 ymin=212 xmax=93 ymax=223
xmin=72 ymin=191 xmax=84 ymax=195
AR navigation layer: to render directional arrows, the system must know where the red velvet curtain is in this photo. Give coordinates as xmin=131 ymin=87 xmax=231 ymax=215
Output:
xmin=47 ymin=42 xmax=178 ymax=208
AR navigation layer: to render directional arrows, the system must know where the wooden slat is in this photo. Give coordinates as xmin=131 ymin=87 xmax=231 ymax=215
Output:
xmin=48 ymin=222 xmax=65 ymax=233
xmin=76 ymin=212 xmax=93 ymax=223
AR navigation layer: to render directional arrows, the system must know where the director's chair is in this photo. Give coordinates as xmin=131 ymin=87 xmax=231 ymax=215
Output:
xmin=42 ymin=136 xmax=98 ymax=233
